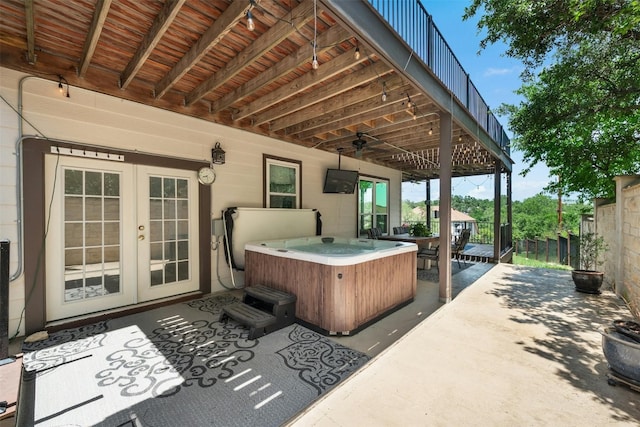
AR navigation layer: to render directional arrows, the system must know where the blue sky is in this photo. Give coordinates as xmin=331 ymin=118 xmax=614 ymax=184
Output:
xmin=401 ymin=0 xmax=553 ymax=202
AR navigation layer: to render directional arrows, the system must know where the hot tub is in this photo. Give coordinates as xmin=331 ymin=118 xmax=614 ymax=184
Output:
xmin=244 ymin=236 xmax=417 ymax=335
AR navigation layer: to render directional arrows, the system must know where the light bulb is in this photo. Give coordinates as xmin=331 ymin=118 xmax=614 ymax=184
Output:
xmin=406 ymin=102 xmax=413 ymax=113
xmin=58 ymin=82 xmax=64 ymax=93
xmin=312 ymin=55 xmax=319 ymax=70
xmin=354 ymin=47 xmax=360 ymax=60
xmin=246 ymin=10 xmax=255 ymax=31
xmin=381 ymin=92 xmax=387 ymax=102
xmin=428 ymin=127 xmax=433 ymax=135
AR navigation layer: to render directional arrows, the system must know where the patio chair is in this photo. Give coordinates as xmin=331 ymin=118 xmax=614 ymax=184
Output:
xmin=367 ymin=227 xmax=382 ymax=239
xmin=452 ymin=228 xmax=471 ymax=267
xmin=417 ymin=245 xmax=439 ymax=270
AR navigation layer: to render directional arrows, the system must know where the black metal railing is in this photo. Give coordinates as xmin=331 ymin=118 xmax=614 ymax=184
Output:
xmin=367 ymin=0 xmax=510 ymax=154
xmin=403 ymin=220 xmax=495 ymax=245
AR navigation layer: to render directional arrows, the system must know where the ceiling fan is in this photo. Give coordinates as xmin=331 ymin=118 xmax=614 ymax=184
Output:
xmin=352 ymin=132 xmax=368 ymax=158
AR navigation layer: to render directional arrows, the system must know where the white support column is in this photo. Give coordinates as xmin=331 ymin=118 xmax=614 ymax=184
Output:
xmin=438 ymin=112 xmax=452 ymax=303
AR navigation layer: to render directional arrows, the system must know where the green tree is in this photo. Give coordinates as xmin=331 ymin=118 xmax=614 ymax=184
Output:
xmin=465 ymin=0 xmax=640 ymax=199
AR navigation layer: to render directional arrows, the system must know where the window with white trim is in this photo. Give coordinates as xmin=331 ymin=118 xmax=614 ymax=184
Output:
xmin=263 ymin=155 xmax=301 ymax=208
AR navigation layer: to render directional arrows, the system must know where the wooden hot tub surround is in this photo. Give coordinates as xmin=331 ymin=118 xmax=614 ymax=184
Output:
xmin=244 ymin=244 xmax=416 ymax=335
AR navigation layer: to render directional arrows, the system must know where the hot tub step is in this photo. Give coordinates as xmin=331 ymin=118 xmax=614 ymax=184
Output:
xmin=219 ymin=303 xmax=278 ymax=340
xmin=244 ymin=285 xmax=296 ymax=321
xmin=244 ymin=285 xmax=297 ymax=305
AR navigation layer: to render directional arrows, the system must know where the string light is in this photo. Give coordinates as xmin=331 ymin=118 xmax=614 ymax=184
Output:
xmin=246 ymin=10 xmax=255 ymax=31
xmin=405 ymin=94 xmax=413 ymax=113
xmin=311 ymin=0 xmax=318 ymax=69
xmin=354 ymin=40 xmax=360 ymax=60
xmin=246 ymin=0 xmax=256 ymax=31
xmin=57 ymin=74 xmax=70 ymax=98
xmin=381 ymin=82 xmax=387 ymax=102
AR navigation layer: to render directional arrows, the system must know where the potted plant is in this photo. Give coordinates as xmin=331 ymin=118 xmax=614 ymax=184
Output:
xmin=409 ymin=222 xmax=431 ymax=237
xmin=602 ymin=288 xmax=640 ymax=387
xmin=571 ymin=231 xmax=607 ymax=294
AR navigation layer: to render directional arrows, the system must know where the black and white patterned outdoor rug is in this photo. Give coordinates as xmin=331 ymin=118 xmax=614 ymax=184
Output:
xmin=21 ymin=294 xmax=370 ymax=427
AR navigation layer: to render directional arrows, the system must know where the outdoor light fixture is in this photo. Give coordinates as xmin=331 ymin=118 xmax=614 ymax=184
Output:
xmin=58 ymin=74 xmax=70 ymax=98
xmin=405 ymin=94 xmax=414 ymax=113
xmin=246 ymin=0 xmax=256 ymax=31
xmin=211 ymin=142 xmax=226 ymax=165
xmin=246 ymin=10 xmax=255 ymax=31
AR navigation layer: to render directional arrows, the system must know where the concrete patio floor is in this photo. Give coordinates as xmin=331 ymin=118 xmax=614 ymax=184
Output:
xmin=289 ymin=263 xmax=640 ymax=426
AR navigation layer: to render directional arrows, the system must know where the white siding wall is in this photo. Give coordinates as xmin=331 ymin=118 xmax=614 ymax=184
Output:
xmin=0 ymin=68 xmax=402 ymax=336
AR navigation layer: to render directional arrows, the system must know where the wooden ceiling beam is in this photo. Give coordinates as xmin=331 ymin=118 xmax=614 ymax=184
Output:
xmin=185 ymin=0 xmax=315 ymax=106
xmin=120 ymin=0 xmax=187 ymax=89
xmin=317 ymin=110 xmax=433 ymax=152
xmin=297 ymin=90 xmax=424 ymax=140
xmin=210 ymin=25 xmax=350 ymax=114
xmin=276 ymin=76 xmax=405 ymax=134
xmin=155 ymin=0 xmax=250 ymax=100
xmin=78 ymin=0 xmax=113 ymax=77
xmin=234 ymin=47 xmax=367 ymax=121
xmin=253 ymin=61 xmax=392 ymax=125
xmin=24 ymin=0 xmax=36 ymax=64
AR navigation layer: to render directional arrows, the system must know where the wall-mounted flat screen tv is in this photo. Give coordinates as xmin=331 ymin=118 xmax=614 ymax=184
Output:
xmin=323 ymin=168 xmax=359 ymax=194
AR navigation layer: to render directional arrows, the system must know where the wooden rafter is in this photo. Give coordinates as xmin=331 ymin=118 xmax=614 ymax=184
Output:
xmin=283 ymin=77 xmax=408 ymax=136
xmin=154 ymin=0 xmax=251 ymax=99
xmin=234 ymin=47 xmax=367 ymax=121
xmin=78 ymin=0 xmax=112 ymax=77
xmin=24 ymin=0 xmax=35 ymax=64
xmin=210 ymin=25 xmax=351 ymax=114
xmin=185 ymin=0 xmax=315 ymax=107
xmin=120 ymin=0 xmax=187 ymax=89
xmin=253 ymin=61 xmax=392 ymax=125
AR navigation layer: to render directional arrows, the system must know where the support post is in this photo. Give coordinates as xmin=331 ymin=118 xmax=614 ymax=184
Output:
xmin=493 ymin=161 xmax=502 ymax=261
xmin=438 ymin=112 xmax=452 ymax=303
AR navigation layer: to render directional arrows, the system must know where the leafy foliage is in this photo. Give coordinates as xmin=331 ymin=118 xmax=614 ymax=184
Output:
xmin=465 ymin=0 xmax=640 ymax=199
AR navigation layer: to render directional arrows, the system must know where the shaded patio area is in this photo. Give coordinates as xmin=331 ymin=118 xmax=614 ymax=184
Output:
xmin=290 ymin=264 xmax=640 ymax=426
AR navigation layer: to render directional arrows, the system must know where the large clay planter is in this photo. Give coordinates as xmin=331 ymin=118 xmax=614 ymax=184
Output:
xmin=571 ymin=269 xmax=604 ymax=294
xmin=601 ymin=327 xmax=640 ymax=382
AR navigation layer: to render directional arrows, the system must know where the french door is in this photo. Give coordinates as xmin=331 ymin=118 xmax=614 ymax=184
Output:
xmin=45 ymin=155 xmax=199 ymax=321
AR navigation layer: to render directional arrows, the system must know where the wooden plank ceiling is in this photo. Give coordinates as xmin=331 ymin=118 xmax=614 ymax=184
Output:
xmin=0 ymin=0 xmax=498 ymax=180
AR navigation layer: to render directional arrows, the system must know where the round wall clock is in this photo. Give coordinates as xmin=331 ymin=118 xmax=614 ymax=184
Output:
xmin=197 ymin=166 xmax=216 ymax=185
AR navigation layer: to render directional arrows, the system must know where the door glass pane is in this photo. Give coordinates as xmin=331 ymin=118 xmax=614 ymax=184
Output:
xmin=359 ymin=180 xmax=373 ymax=214
xmin=358 ymin=178 xmax=389 ymax=236
xmin=85 ymin=171 xmax=102 ymax=195
xmin=148 ymin=176 xmax=191 ymax=286
xmin=375 ymin=182 xmax=388 ymax=234
xmin=63 ymin=168 xmax=122 ymax=301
